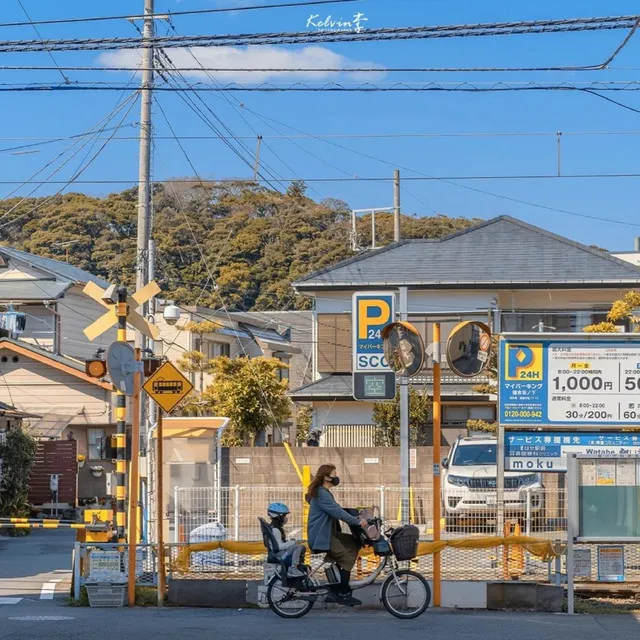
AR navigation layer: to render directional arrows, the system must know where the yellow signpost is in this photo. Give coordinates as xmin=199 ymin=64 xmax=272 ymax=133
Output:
xmin=142 ymin=361 xmax=194 ymax=413
xmin=142 ymin=362 xmax=194 ymax=607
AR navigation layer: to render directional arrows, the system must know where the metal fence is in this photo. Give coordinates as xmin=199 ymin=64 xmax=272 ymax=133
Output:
xmin=168 ymin=485 xmax=568 ymax=582
xmin=73 ymin=542 xmax=158 ymax=600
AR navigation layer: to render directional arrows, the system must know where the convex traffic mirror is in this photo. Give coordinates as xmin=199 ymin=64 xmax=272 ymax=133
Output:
xmin=446 ymin=321 xmax=492 ymax=378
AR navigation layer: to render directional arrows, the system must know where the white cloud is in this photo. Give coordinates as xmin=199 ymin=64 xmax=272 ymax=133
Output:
xmin=99 ymin=45 xmax=384 ymax=84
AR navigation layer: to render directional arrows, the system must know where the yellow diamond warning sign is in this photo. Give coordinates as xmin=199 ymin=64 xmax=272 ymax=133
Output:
xmin=143 ymin=361 xmax=193 ymax=413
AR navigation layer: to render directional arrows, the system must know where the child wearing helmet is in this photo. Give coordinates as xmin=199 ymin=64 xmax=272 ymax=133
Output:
xmin=268 ymin=502 xmax=306 ymax=578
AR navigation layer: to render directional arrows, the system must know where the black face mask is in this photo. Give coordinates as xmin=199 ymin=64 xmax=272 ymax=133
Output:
xmin=329 ymin=476 xmax=340 ymax=487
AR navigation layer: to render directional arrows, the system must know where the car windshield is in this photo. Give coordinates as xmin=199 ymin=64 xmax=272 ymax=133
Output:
xmin=452 ymin=443 xmax=496 ymax=466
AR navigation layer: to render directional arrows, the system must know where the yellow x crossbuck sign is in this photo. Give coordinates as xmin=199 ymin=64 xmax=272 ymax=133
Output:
xmin=82 ymin=281 xmax=162 ymax=341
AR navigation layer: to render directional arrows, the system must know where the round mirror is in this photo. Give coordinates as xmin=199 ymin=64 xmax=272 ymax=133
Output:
xmin=446 ymin=321 xmax=492 ymax=378
xmin=382 ymin=321 xmax=425 ymax=377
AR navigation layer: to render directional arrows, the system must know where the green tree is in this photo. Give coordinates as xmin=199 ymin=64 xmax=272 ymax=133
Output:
xmin=295 ymin=404 xmax=313 ymax=445
xmin=372 ymin=388 xmax=433 ymax=446
xmin=0 ymin=429 xmax=37 ymax=527
xmin=200 ymin=356 xmax=291 ymax=446
xmin=176 ymin=319 xmax=223 ymax=392
xmin=0 ymin=181 xmax=479 ymax=313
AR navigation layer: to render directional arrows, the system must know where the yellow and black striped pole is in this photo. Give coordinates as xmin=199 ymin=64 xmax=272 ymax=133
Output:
xmin=114 ymin=285 xmax=128 ymax=542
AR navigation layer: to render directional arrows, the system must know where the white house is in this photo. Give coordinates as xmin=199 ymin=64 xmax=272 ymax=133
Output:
xmin=291 ymin=216 xmax=640 ymax=446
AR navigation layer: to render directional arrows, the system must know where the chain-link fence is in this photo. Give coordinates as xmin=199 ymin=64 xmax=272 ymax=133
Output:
xmin=167 ymin=485 xmax=568 ymax=582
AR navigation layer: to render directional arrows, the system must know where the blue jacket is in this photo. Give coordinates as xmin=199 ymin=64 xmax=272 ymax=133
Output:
xmin=307 ymin=486 xmax=361 ymax=552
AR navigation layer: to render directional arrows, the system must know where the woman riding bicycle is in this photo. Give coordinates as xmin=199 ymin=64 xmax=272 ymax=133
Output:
xmin=306 ymin=464 xmax=368 ymax=606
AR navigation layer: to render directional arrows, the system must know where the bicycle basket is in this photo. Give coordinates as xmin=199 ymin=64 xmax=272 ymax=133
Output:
xmin=389 ymin=525 xmax=420 ymax=561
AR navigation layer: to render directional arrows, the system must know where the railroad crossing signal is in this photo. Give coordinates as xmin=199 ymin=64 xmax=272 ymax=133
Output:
xmin=82 ymin=280 xmax=162 ymax=341
xmin=143 ymin=361 xmax=193 ymax=413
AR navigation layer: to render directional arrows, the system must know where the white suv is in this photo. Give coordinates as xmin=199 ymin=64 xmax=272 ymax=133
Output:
xmin=441 ymin=435 xmax=544 ymax=531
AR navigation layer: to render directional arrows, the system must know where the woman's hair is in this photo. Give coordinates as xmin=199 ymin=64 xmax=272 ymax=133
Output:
xmin=305 ymin=464 xmax=336 ymax=501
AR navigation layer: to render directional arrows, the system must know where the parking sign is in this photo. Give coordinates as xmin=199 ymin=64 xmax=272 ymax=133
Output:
xmin=352 ymin=291 xmax=395 ymax=371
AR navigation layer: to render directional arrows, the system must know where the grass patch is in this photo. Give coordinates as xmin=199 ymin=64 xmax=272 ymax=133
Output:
xmin=564 ymin=595 xmax=640 ymax=614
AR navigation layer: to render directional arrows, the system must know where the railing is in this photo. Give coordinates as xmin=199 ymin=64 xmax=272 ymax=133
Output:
xmin=169 ymin=485 xmax=568 ymax=582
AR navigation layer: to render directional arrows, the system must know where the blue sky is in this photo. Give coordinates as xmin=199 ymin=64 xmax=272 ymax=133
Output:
xmin=1 ymin=0 xmax=640 ymax=250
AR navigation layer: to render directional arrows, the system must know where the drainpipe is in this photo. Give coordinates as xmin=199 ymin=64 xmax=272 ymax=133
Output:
xmin=52 ymin=301 xmax=62 ymax=355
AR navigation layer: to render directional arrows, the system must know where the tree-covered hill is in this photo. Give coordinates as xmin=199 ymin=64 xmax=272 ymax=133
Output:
xmin=0 ymin=180 xmax=480 ymax=311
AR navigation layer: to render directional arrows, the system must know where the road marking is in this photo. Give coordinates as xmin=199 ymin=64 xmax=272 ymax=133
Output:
xmin=9 ymin=616 xmax=74 ymax=621
xmin=0 ymin=598 xmax=22 ymax=605
xmin=40 ymin=580 xmax=61 ymax=600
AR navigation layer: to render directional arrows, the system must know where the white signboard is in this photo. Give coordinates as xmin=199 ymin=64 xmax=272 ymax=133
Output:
xmin=89 ymin=550 xmax=125 ymax=582
xmin=352 ymin=291 xmax=395 ymax=371
xmin=574 ymin=548 xmax=592 ymax=578
xmin=500 ymin=338 xmax=640 ymax=427
xmin=548 ymin=343 xmax=640 ymax=423
xmin=505 ymin=432 xmax=640 ymax=472
xmin=410 ymin=448 xmax=417 ymax=470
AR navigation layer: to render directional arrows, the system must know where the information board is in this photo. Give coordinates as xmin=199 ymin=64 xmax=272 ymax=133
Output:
xmin=505 ymin=432 xmax=640 ymax=472
xmin=597 ymin=545 xmax=625 ymax=582
xmin=499 ymin=337 xmax=640 ymax=427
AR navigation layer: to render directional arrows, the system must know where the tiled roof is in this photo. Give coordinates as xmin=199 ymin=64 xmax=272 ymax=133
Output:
xmin=0 ymin=247 xmax=109 ymax=287
xmin=294 ymin=216 xmax=640 ymax=290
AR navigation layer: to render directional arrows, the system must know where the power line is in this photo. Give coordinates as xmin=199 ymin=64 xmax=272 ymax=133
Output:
xmin=4 ymin=172 xmax=640 ymax=185
xmin=0 ymin=15 xmax=637 ymax=53
xmin=3 ymin=129 xmax=640 ymax=144
xmin=0 ymin=0 xmax=361 ymax=28
xmin=2 ymin=18 xmax=637 ymax=75
xmin=0 ymin=91 xmax=140 ymax=231
xmin=14 ymin=0 xmax=70 ymax=84
xmin=154 ymin=50 xmax=286 ymax=191
xmin=4 ymin=81 xmax=640 ymax=92
xmin=238 ymin=109 xmax=640 ymax=228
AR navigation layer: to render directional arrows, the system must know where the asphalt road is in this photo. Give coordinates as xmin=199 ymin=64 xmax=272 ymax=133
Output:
xmin=0 ymin=529 xmax=75 ymax=603
xmin=1 ymin=529 xmax=639 ymax=640
xmin=0 ymin=603 xmax=639 ymax=640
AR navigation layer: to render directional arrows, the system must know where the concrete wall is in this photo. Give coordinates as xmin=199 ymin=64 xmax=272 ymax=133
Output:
xmin=225 ymin=446 xmax=439 ymax=487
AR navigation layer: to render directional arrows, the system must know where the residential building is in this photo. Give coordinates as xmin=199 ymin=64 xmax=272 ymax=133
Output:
xmin=613 ymin=237 xmax=640 ymax=267
xmin=154 ymin=305 xmax=309 ymax=390
xmin=153 ymin=306 xmax=312 ymax=443
xmin=0 ymin=246 xmax=116 ymax=359
xmin=0 ymin=336 xmax=117 ymax=504
xmin=290 ymin=216 xmax=640 ymax=446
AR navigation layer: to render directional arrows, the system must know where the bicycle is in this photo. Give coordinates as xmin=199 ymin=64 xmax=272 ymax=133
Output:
xmin=258 ymin=517 xmax=431 ymax=620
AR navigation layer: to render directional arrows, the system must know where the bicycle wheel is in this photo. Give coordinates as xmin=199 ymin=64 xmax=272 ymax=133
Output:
xmin=381 ymin=569 xmax=431 ymax=619
xmin=266 ymin=575 xmax=315 ymax=619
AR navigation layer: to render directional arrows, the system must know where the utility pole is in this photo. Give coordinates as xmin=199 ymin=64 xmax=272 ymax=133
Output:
xmin=393 ymin=169 xmax=401 ymax=243
xmin=135 ymin=0 xmax=154 ymax=549
xmin=399 ymin=287 xmax=409 ymax=524
xmin=135 ymin=0 xmax=155 ymax=349
xmin=253 ymin=135 xmax=262 ymax=181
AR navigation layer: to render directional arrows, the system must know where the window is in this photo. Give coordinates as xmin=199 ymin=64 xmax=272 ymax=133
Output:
xmin=452 ymin=443 xmax=497 ymax=466
xmin=501 ymin=311 xmax=621 ymax=333
xmin=205 ymin=341 xmax=230 ymax=358
xmin=443 ymin=406 xmax=496 ymax=424
xmin=317 ymin=313 xmax=352 ymax=373
xmin=88 ymin=428 xmax=106 ymax=460
xmin=275 ymin=356 xmax=290 ymax=385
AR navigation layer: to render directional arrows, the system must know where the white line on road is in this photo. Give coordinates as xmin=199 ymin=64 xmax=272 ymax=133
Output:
xmin=39 ymin=579 xmax=62 ymax=600
xmin=0 ymin=597 xmax=23 ymax=605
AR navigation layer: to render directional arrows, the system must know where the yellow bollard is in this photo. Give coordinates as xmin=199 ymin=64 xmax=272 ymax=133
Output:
xmin=302 ymin=465 xmax=311 ymax=542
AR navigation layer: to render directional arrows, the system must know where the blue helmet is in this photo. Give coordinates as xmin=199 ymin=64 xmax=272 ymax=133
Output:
xmin=267 ymin=502 xmax=290 ymax=519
